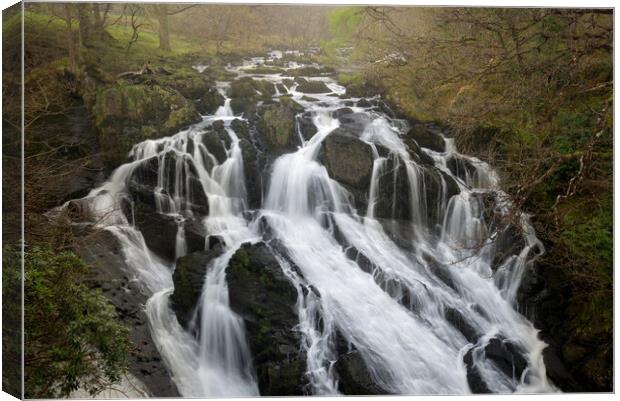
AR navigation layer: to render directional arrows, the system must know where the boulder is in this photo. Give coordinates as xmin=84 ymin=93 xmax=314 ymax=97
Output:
xmin=335 ymin=351 xmax=387 ymax=395
xmin=331 ymin=107 xmax=354 ymax=119
xmin=257 ymin=96 xmax=304 ymax=153
xmin=239 ymin=138 xmax=262 ymax=209
xmin=229 ymin=77 xmax=276 ymax=116
xmin=294 ymin=77 xmax=331 ymax=94
xmin=197 ymin=87 xmax=225 ymax=115
xmin=372 ymin=155 xmax=412 ymax=221
xmin=463 ymin=348 xmax=492 ymax=393
xmin=226 ymin=242 xmax=306 ymax=395
xmin=296 ymin=112 xmax=317 ymax=141
xmin=484 ymin=337 xmax=528 ymax=380
xmin=322 ymin=133 xmax=374 ymax=191
xmin=336 ymin=112 xmax=373 ymax=137
xmin=231 ymin=118 xmax=251 ymax=142
xmin=170 ymin=246 xmax=224 ymax=328
xmin=409 ymin=123 xmax=446 ymax=152
xmin=201 ymin=123 xmax=232 ymax=164
xmin=444 ymin=307 xmax=479 ymax=344
xmin=462 ymin=337 xmax=529 ymax=393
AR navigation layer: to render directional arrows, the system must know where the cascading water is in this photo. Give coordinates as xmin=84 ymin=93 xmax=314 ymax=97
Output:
xmin=64 ymin=50 xmax=556 ymax=396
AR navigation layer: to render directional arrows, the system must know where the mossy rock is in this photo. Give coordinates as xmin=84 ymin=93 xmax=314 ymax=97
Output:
xmin=226 ymin=242 xmax=306 ymax=395
xmin=229 ymin=77 xmax=276 ymax=116
xmin=196 ymin=88 xmax=225 ymax=115
xmin=171 ymin=247 xmax=223 ymax=328
xmin=322 ymin=133 xmax=374 ymax=190
xmin=93 ymin=83 xmax=201 ymax=168
xmin=257 ymin=96 xmax=304 ymax=153
xmin=294 ymin=77 xmax=331 ymax=94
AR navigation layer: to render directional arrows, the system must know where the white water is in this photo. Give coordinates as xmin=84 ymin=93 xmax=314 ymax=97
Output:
xmin=65 ymin=50 xmax=555 ymax=396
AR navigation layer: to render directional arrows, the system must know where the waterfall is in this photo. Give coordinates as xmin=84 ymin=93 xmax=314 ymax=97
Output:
xmin=64 ymin=50 xmax=556 ymax=397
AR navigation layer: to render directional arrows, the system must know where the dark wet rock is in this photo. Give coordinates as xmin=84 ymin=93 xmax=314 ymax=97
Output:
xmin=74 ymin=229 xmax=179 ymax=396
xmin=128 ymin=150 xmax=209 ymax=215
xmin=356 ymin=98 xmax=372 ymax=108
xmin=257 ymin=96 xmax=304 ymax=153
xmin=462 ymin=337 xmax=529 ymax=393
xmin=484 ymin=337 xmax=528 ymax=380
xmin=445 ymin=307 xmax=479 ymax=343
xmin=132 ymin=210 xmax=179 ymax=261
xmin=239 ymin=138 xmax=262 ymax=209
xmin=423 ymin=167 xmax=461 ymax=226
xmin=376 ymin=218 xmax=417 ymax=251
xmin=335 ymin=351 xmax=388 ymax=395
xmin=336 ymin=112 xmax=373 ymax=137
xmin=170 ymin=246 xmax=224 ymax=328
xmin=322 ymin=133 xmax=374 ymax=190
xmin=463 ymin=348 xmax=492 ymax=394
xmin=447 ymin=156 xmax=478 ymax=184
xmin=227 ymin=242 xmax=306 ymax=395
xmin=402 ymin=135 xmax=435 ymax=166
xmin=542 ymin=346 xmax=583 ymax=392
xmin=201 ymin=121 xmax=232 ymax=163
xmin=372 ymin=155 xmax=412 ymax=221
xmin=296 ymin=112 xmax=317 ymax=141
xmin=301 ymin=95 xmax=318 ymax=102
xmin=331 ymin=107 xmax=354 ymax=119
xmin=422 ymin=254 xmax=458 ymax=292
xmin=409 ymin=123 xmax=446 ymax=152
xmin=294 ymin=77 xmax=331 ymax=94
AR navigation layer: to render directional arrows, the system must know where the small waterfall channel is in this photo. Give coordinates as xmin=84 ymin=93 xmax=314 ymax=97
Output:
xmin=62 ymin=50 xmax=556 ymax=396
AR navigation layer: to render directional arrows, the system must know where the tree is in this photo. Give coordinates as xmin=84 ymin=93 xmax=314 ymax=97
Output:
xmin=150 ymin=4 xmax=196 ymax=51
xmin=4 ymin=246 xmax=132 ymax=398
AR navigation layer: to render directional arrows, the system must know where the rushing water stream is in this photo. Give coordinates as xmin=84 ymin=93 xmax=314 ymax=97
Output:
xmin=64 ymin=50 xmax=555 ymax=396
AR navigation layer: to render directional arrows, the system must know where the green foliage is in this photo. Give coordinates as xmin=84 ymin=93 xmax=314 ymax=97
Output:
xmin=328 ymin=7 xmax=363 ymax=40
xmin=4 ymin=246 xmax=131 ymax=398
xmin=561 ymin=199 xmax=613 ymax=281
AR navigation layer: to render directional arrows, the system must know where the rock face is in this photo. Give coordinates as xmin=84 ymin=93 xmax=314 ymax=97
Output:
xmin=229 ymin=77 xmax=275 ymax=116
xmin=322 ymin=134 xmax=374 ymax=190
xmin=197 ymin=87 xmax=225 ymax=114
xmin=335 ymin=351 xmax=387 ymax=395
xmin=226 ymin=242 xmax=306 ymax=395
xmin=170 ymin=246 xmax=223 ymax=329
xmin=74 ymin=229 xmax=179 ymax=397
xmin=409 ymin=123 xmax=446 ymax=152
xmin=462 ymin=336 xmax=528 ymax=393
xmin=126 ymin=152 xmax=208 ymax=261
xmin=93 ymin=84 xmax=201 ymax=168
xmin=257 ymin=96 xmax=304 ymax=153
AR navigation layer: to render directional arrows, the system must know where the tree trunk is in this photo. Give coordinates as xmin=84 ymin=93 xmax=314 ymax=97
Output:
xmin=156 ymin=6 xmax=171 ymax=51
xmin=92 ymin=4 xmax=104 ymax=38
xmin=63 ymin=5 xmax=78 ymax=74
xmin=76 ymin=5 xmax=93 ymax=44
